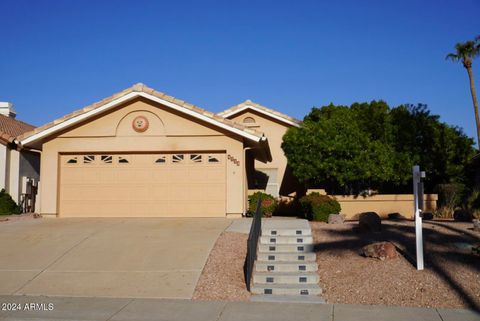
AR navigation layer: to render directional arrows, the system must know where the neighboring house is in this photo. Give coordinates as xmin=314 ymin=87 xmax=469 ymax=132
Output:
xmin=17 ymin=84 xmax=271 ymax=218
xmin=0 ymin=102 xmax=40 ymax=208
xmin=218 ymin=100 xmax=301 ymax=197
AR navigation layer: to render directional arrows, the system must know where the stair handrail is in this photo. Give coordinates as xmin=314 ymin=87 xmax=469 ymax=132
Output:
xmin=245 ymin=196 xmax=262 ymax=291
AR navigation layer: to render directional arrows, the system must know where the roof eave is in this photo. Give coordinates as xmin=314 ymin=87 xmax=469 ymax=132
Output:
xmin=221 ymin=105 xmax=301 ymax=128
xmin=20 ymin=91 xmax=263 ymax=147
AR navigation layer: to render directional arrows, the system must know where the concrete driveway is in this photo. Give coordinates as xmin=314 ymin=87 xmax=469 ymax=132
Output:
xmin=0 ymin=218 xmax=230 ymax=299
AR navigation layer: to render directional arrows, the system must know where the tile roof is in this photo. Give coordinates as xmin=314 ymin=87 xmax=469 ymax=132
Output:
xmin=218 ymin=100 xmax=301 ymax=125
xmin=18 ymin=83 xmax=266 ymax=144
xmin=0 ymin=114 xmax=35 ymax=144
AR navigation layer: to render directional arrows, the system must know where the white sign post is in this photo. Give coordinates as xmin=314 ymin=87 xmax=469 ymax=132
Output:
xmin=412 ymin=165 xmax=425 ymax=270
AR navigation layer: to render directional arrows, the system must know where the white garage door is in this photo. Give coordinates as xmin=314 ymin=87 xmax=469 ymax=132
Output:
xmin=59 ymin=153 xmax=226 ymax=217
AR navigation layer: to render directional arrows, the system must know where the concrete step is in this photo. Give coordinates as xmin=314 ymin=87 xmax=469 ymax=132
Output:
xmin=251 ymin=294 xmax=326 ymax=304
xmin=257 ymin=252 xmax=316 ymax=262
xmin=253 ymin=271 xmax=319 ymax=285
xmin=262 ymin=228 xmax=311 ymax=237
xmin=255 ymin=261 xmax=318 ymax=272
xmin=258 ymin=243 xmax=314 ymax=253
xmin=251 ymin=283 xmax=322 ymax=296
xmin=260 ymin=235 xmax=313 ymax=245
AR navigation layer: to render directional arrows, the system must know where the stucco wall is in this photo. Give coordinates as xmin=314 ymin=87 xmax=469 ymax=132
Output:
xmin=7 ymin=149 xmax=20 ymax=203
xmin=0 ymin=144 xmax=6 ymax=191
xmin=332 ymin=194 xmax=438 ymax=219
xmin=39 ymin=98 xmax=246 ymax=217
xmin=228 ymin=110 xmax=297 ymax=196
xmin=19 ymin=150 xmax=40 ymax=181
xmin=0 ymin=144 xmax=30 ymax=205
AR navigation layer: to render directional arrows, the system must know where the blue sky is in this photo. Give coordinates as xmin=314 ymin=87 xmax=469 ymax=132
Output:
xmin=1 ymin=0 xmax=479 ymax=143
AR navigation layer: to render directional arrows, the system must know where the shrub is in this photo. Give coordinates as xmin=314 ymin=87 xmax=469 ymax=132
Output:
xmin=299 ymin=192 xmax=341 ymax=222
xmin=247 ymin=192 xmax=278 ymax=218
xmin=466 ymin=190 xmax=480 ymax=219
xmin=274 ymin=198 xmax=302 ymax=217
xmin=433 ymin=184 xmax=467 ymax=219
xmin=434 ymin=206 xmax=454 ymax=219
xmin=467 ymin=189 xmax=480 ymax=209
xmin=0 ymin=189 xmax=21 ymax=215
xmin=435 ymin=183 xmax=465 ymax=211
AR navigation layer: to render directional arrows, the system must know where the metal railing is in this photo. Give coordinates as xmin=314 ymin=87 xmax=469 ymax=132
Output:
xmin=245 ymin=197 xmax=262 ymax=291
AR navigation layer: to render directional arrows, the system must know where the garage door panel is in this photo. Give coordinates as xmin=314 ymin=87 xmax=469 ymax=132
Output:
xmin=60 ymin=186 xmax=82 ymax=201
xmin=59 ymin=153 xmax=226 ymax=217
xmin=116 ymin=170 xmax=138 ymax=182
xmin=132 ymin=170 xmax=152 ymax=182
xmin=207 ymin=170 xmax=226 ymax=182
xmin=152 ymin=170 xmax=167 ymax=181
xmin=150 ymin=185 xmax=171 ymax=200
xmin=61 ymin=170 xmax=85 ymax=184
xmin=188 ymin=169 xmax=208 ymax=181
xmin=82 ymin=187 xmax=103 ymax=201
xmin=168 ymin=168 xmax=190 ymax=183
xmin=98 ymin=169 xmax=118 ymax=183
xmin=202 ymin=202 xmax=225 ymax=216
xmin=188 ymin=188 xmax=204 ymax=200
xmin=205 ymin=184 xmax=225 ymax=200
xmin=133 ymin=202 xmax=154 ymax=216
xmin=61 ymin=201 xmax=98 ymax=216
xmin=169 ymin=186 xmax=192 ymax=201
xmin=129 ymin=185 xmax=151 ymax=201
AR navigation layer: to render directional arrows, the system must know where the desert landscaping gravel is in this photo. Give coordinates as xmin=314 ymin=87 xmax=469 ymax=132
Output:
xmin=194 ymin=219 xmax=479 ymax=309
xmin=193 ymin=231 xmax=250 ymax=301
xmin=311 ymin=220 xmax=480 ymax=309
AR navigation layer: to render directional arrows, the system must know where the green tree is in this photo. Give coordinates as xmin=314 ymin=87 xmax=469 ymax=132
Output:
xmin=282 ymin=102 xmax=475 ymax=194
xmin=390 ymin=104 xmax=475 ymax=191
xmin=446 ymin=36 xmax=480 ymax=146
xmin=282 ymin=103 xmax=397 ymax=194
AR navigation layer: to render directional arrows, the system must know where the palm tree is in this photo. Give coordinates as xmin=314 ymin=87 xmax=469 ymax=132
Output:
xmin=446 ymin=36 xmax=480 ymax=147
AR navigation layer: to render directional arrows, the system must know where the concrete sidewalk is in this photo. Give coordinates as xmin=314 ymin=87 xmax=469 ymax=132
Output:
xmin=0 ymin=295 xmax=479 ymax=321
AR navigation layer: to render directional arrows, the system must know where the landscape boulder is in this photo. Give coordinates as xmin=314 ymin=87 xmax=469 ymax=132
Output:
xmin=387 ymin=212 xmax=404 ymax=220
xmin=453 ymin=209 xmax=473 ymax=222
xmin=328 ymin=214 xmax=345 ymax=224
xmin=362 ymin=242 xmax=398 ymax=260
xmin=359 ymin=212 xmax=382 ymax=233
xmin=422 ymin=212 xmax=434 ymax=220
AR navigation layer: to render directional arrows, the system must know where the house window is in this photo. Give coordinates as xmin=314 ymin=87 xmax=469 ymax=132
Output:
xmin=172 ymin=154 xmax=184 ymax=163
xmin=155 ymin=156 xmax=166 ymax=164
xmin=83 ymin=155 xmax=95 ymax=164
xmin=243 ymin=117 xmax=255 ymax=124
xmin=101 ymin=155 xmax=113 ymax=164
xmin=190 ymin=154 xmax=202 ymax=163
xmin=66 ymin=157 xmax=78 ymax=164
xmin=208 ymin=155 xmax=220 ymax=163
xmin=118 ymin=157 xmax=129 ymax=164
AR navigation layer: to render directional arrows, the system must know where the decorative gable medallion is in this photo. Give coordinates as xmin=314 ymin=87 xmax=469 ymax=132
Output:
xmin=132 ymin=116 xmax=149 ymax=133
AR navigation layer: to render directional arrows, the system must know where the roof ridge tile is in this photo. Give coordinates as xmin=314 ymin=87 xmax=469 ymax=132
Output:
xmin=17 ymin=83 xmax=266 ymax=143
xmin=218 ymin=99 xmax=301 ymax=125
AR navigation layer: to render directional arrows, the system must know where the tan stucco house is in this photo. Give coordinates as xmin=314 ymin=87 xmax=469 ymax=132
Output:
xmin=17 ymin=84 xmax=280 ymax=218
xmin=219 ymin=100 xmax=301 ymax=197
xmin=0 ymin=102 xmax=40 ymax=208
